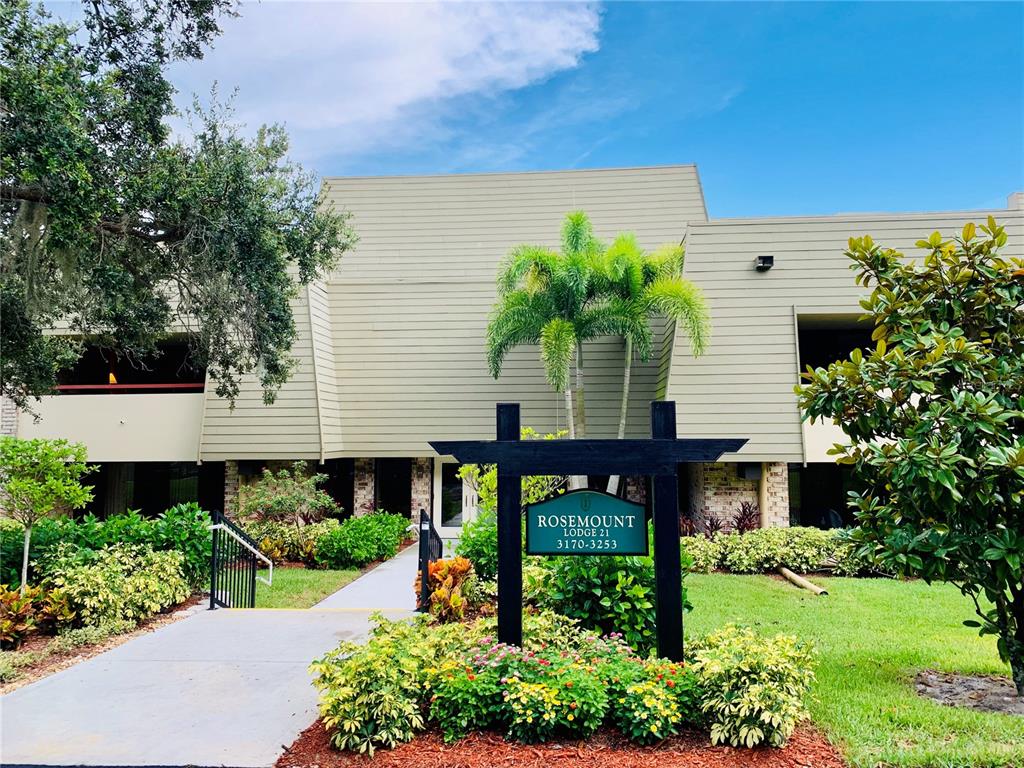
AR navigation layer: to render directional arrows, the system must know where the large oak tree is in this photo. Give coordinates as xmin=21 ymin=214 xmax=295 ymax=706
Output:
xmin=1 ymin=1 xmax=355 ymax=409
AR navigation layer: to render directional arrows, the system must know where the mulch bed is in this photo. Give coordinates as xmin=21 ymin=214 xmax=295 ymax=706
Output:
xmin=915 ymin=669 xmax=1024 ymax=716
xmin=277 ymin=720 xmax=846 ymax=768
xmin=0 ymin=593 xmax=204 ymax=695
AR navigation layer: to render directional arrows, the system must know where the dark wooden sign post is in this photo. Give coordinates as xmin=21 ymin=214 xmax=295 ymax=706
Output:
xmin=431 ymin=400 xmax=744 ymax=661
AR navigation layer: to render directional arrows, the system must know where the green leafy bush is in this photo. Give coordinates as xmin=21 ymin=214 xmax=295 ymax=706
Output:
xmin=310 ymin=615 xmax=475 ymax=755
xmin=720 ymin=526 xmax=835 ymax=574
xmin=692 ymin=625 xmax=815 ymax=747
xmin=541 ymin=554 xmax=691 ymax=653
xmin=681 ymin=527 xmax=892 ymax=576
xmin=44 ymin=543 xmax=190 ymax=627
xmin=312 ymin=612 xmax=805 ymax=753
xmin=238 ymin=461 xmax=341 ymax=523
xmin=455 ymin=510 xmax=500 ymax=581
xmin=682 ymin=534 xmax=725 ymax=573
xmin=242 ymin=519 xmax=339 ymax=565
xmin=314 ymin=512 xmax=409 ymax=569
xmin=1 ymin=517 xmax=27 ymax=585
xmin=3 ymin=506 xmax=212 ymax=588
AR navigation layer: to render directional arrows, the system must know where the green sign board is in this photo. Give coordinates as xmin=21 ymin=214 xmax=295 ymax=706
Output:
xmin=525 ymin=490 xmax=648 ymax=555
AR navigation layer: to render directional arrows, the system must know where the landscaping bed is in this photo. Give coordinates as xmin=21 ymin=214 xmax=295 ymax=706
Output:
xmin=0 ymin=593 xmax=202 ymax=693
xmin=278 ymin=722 xmax=845 ymax=768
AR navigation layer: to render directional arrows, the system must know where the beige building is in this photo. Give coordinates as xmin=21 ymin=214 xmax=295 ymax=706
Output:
xmin=8 ymin=167 xmax=1023 ymax=533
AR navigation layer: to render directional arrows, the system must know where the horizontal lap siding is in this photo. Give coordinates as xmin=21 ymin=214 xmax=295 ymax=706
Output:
xmin=668 ymin=207 xmax=1024 ymax=463
xmin=324 ymin=166 xmax=707 ymax=456
xmin=198 ymin=285 xmax=322 ymax=461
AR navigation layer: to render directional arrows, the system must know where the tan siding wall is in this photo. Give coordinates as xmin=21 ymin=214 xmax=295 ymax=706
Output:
xmin=308 ymin=280 xmax=344 ymax=454
xmin=198 ymin=285 xmax=322 ymax=461
xmin=668 ymin=208 xmax=1024 ymax=463
xmin=323 ymin=166 xmax=706 ymax=456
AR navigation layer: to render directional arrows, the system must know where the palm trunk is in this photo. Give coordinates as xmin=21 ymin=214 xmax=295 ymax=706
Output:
xmin=607 ymin=336 xmax=633 ymax=496
xmin=563 ymin=386 xmax=576 ymax=440
xmin=575 ymin=342 xmax=587 ymax=438
xmin=20 ymin=525 xmax=31 ymax=596
xmin=568 ymin=343 xmax=587 ymax=490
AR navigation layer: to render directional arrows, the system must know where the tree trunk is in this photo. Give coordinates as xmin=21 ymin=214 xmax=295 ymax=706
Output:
xmin=607 ymin=336 xmax=633 ymax=496
xmin=563 ymin=386 xmax=576 ymax=440
xmin=20 ymin=524 xmax=32 ymax=596
xmin=1012 ymin=653 xmax=1024 ymax=697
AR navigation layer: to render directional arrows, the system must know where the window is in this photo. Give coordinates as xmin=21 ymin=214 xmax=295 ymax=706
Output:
xmin=788 ymin=463 xmax=861 ymax=529
xmin=56 ymin=338 xmax=205 ymax=394
xmin=440 ymin=463 xmax=463 ymax=526
xmin=797 ymin=318 xmax=872 ymax=372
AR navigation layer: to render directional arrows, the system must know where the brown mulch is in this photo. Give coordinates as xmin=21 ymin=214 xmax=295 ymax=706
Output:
xmin=276 ymin=721 xmax=846 ymax=768
xmin=915 ymin=669 xmax=1024 ymax=716
xmin=0 ymin=594 xmax=204 ymax=695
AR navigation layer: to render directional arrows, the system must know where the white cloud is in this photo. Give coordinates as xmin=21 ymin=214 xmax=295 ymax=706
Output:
xmin=168 ymin=1 xmax=602 ymax=164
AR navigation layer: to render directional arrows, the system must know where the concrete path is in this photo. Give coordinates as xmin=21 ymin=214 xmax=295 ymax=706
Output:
xmin=0 ymin=607 xmax=411 ymax=768
xmin=315 ymin=543 xmax=419 ymax=610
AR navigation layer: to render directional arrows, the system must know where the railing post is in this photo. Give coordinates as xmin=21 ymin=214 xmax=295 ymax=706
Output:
xmin=418 ymin=509 xmax=431 ymax=612
xmin=248 ymin=548 xmax=258 ymax=609
xmin=209 ymin=509 xmax=220 ymax=610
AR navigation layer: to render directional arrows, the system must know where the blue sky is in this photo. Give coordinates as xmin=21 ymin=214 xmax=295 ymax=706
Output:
xmin=89 ymin=2 xmax=1024 ymax=217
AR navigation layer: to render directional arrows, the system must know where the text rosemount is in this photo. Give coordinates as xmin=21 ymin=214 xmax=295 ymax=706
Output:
xmin=526 ymin=490 xmax=648 ymax=556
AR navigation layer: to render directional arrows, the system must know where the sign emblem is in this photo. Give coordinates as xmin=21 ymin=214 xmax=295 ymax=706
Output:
xmin=525 ymin=489 xmax=648 ymax=556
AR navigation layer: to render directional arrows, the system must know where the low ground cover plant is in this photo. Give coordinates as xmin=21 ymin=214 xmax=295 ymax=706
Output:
xmin=314 ymin=511 xmax=410 ymax=569
xmin=309 ymin=611 xmax=813 ymax=755
xmin=0 ymin=584 xmax=74 ymax=649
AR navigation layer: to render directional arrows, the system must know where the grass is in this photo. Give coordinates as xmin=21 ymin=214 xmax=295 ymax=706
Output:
xmin=685 ymin=574 xmax=1023 ymax=768
xmin=254 ymin=567 xmax=359 ymax=609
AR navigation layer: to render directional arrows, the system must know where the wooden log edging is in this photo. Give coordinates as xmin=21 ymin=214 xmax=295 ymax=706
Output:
xmin=779 ymin=566 xmax=828 ymax=595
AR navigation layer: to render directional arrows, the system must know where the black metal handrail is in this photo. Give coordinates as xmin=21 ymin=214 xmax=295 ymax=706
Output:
xmin=417 ymin=508 xmax=443 ymax=612
xmin=209 ymin=510 xmax=271 ymax=609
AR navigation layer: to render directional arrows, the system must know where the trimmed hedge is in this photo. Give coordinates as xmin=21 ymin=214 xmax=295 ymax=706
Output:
xmin=682 ymin=526 xmax=889 ymax=576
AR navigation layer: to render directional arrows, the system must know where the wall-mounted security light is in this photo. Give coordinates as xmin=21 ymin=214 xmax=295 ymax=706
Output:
xmin=754 ymin=255 xmax=774 ymax=272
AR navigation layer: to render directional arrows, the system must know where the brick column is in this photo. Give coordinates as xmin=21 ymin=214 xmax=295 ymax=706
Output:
xmin=689 ymin=462 xmax=759 ymax=531
xmin=353 ymin=458 xmax=375 ymax=516
xmin=759 ymin=462 xmax=790 ymax=527
xmin=410 ymin=457 xmax=433 ymax=521
xmin=223 ymin=460 xmax=240 ymax=516
xmin=1 ymin=396 xmax=18 ymax=437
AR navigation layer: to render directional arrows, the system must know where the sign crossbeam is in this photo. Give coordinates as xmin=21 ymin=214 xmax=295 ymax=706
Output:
xmin=429 ymin=401 xmax=747 ymax=662
xmin=429 ymin=437 xmax=746 ymax=475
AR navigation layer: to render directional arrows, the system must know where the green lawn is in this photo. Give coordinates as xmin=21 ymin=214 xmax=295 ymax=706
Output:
xmin=685 ymin=574 xmax=1023 ymax=768
xmin=254 ymin=567 xmax=359 ymax=609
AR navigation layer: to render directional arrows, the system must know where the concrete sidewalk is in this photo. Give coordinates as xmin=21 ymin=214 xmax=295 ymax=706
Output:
xmin=0 ymin=607 xmax=412 ymax=767
xmin=315 ymin=542 xmax=419 ymax=610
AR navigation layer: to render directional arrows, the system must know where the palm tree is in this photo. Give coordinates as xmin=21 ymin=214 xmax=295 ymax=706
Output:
xmin=487 ymin=212 xmax=629 ymax=488
xmin=597 ymin=235 xmax=710 ymax=495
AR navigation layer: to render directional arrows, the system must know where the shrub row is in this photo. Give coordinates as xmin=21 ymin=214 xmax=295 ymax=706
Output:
xmin=315 ymin=512 xmax=410 ymax=569
xmin=310 ymin=612 xmax=814 ymax=755
xmin=0 ymin=503 xmax=211 ymax=588
xmin=682 ymin=526 xmax=888 ymax=575
xmin=241 ymin=519 xmax=340 ymax=565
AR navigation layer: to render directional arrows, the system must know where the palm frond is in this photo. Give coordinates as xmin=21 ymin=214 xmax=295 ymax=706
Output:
xmin=647 ymin=244 xmax=686 ymax=279
xmin=486 ymin=290 xmax=548 ymax=377
xmin=645 ymin=276 xmax=710 ymax=356
xmin=539 ymin=317 xmax=576 ymax=391
xmin=561 ymin=210 xmax=596 ymax=257
xmin=574 ymin=299 xmax=652 ymax=360
xmin=497 ymin=245 xmax=559 ymax=295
